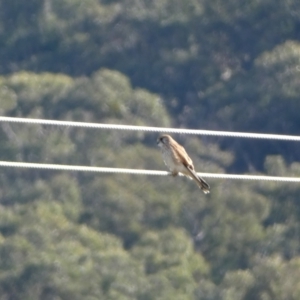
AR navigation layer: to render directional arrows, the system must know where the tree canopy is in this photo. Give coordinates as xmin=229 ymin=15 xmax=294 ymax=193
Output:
xmin=1 ymin=0 xmax=300 ymax=299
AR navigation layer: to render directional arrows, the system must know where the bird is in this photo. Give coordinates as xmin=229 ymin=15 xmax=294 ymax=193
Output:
xmin=157 ymin=134 xmax=210 ymax=194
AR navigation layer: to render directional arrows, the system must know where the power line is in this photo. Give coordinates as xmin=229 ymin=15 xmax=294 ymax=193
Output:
xmin=1 ymin=117 xmax=299 ymax=182
xmin=1 ymin=116 xmax=300 ymax=141
xmin=0 ymin=161 xmax=299 ymax=182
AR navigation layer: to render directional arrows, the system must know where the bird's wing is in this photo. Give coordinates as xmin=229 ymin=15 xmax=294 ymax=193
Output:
xmin=169 ymin=140 xmax=210 ymax=194
xmin=184 ymin=164 xmax=200 ymax=181
xmin=171 ymin=143 xmax=194 ymax=168
xmin=185 ymin=165 xmax=210 ymax=194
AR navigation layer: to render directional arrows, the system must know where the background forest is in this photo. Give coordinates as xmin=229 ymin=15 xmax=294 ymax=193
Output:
xmin=1 ymin=0 xmax=300 ymax=299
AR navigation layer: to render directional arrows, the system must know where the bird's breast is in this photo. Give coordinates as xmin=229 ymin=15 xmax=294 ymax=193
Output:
xmin=162 ymin=147 xmax=181 ymax=171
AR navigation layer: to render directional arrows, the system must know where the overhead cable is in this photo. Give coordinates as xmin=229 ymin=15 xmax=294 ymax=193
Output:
xmin=0 ymin=161 xmax=299 ymax=182
xmin=1 ymin=116 xmax=300 ymax=141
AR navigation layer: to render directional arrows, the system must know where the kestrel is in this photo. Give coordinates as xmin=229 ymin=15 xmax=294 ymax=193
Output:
xmin=157 ymin=134 xmax=210 ymax=194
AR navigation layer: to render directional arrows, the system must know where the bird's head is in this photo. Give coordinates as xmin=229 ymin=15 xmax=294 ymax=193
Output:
xmin=157 ymin=134 xmax=172 ymax=147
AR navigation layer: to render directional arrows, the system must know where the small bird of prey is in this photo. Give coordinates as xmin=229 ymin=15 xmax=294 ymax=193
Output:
xmin=157 ymin=134 xmax=210 ymax=194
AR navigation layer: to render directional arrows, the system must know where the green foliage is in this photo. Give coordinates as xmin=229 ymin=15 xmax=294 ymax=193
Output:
xmin=1 ymin=0 xmax=300 ymax=299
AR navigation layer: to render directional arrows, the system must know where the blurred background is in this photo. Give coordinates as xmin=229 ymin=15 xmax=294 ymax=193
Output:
xmin=1 ymin=0 xmax=300 ymax=299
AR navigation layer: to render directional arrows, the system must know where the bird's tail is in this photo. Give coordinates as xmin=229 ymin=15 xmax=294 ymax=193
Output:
xmin=197 ymin=176 xmax=210 ymax=194
xmin=186 ymin=166 xmax=210 ymax=194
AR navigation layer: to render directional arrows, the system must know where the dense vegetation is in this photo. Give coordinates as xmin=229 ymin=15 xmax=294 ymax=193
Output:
xmin=1 ymin=0 xmax=300 ymax=299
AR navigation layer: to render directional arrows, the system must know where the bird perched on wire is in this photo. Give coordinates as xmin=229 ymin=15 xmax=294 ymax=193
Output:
xmin=157 ymin=134 xmax=210 ymax=194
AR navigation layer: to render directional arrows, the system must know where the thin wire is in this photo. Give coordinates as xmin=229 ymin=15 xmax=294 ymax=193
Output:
xmin=0 ymin=161 xmax=299 ymax=182
xmin=1 ymin=116 xmax=300 ymax=141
